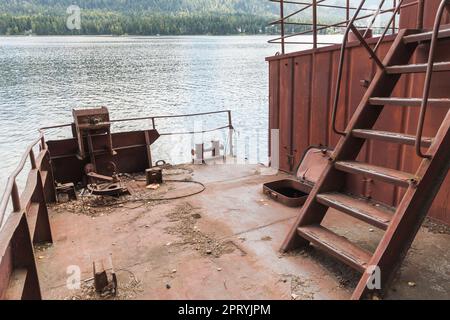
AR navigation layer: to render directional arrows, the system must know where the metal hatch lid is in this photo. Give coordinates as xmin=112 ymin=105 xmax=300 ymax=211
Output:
xmin=295 ymin=145 xmax=333 ymax=188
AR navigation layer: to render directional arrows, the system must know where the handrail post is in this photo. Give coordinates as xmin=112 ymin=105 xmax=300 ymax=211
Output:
xmin=227 ymin=110 xmax=233 ymax=129
xmin=417 ymin=0 xmax=425 ymax=29
xmin=40 ymin=135 xmax=46 ymax=150
xmin=30 ymin=149 xmax=37 ymax=169
xmin=393 ymin=0 xmax=397 ymax=33
xmin=416 ymin=0 xmax=449 ymax=159
xmin=331 ymin=0 xmax=367 ymax=136
xmin=280 ymin=0 xmax=285 ymax=54
xmin=346 ymin=0 xmax=350 ymax=21
xmin=11 ymin=181 xmax=21 ymax=212
xmin=227 ymin=111 xmax=234 ymax=157
xmin=313 ymin=0 xmax=318 ymax=49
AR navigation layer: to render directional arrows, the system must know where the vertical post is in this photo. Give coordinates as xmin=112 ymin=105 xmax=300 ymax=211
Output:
xmin=151 ymin=117 xmax=156 ymax=130
xmin=417 ymin=0 xmax=424 ymax=29
xmin=33 ymin=166 xmax=53 ymax=244
xmin=270 ymin=129 xmax=280 ymax=171
xmin=313 ymin=0 xmax=318 ymax=49
xmin=144 ymin=130 xmax=153 ymax=168
xmin=280 ymin=0 xmax=285 ymax=54
xmin=40 ymin=135 xmax=46 ymax=150
xmin=393 ymin=0 xmax=397 ymax=33
xmin=29 ymin=150 xmax=37 ymax=170
xmin=12 ymin=181 xmax=21 ymax=212
xmin=86 ymin=134 xmax=97 ymax=172
xmin=346 ymin=0 xmax=350 ymax=21
xmin=228 ymin=111 xmax=234 ymax=157
xmin=12 ymin=215 xmax=43 ymax=299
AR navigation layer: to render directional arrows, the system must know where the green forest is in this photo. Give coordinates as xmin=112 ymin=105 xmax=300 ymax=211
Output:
xmin=0 ymin=12 xmax=277 ymax=36
xmin=0 ymin=0 xmax=316 ymax=36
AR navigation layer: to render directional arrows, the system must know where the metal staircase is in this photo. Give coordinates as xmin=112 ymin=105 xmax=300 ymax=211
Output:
xmin=281 ymin=0 xmax=450 ymax=299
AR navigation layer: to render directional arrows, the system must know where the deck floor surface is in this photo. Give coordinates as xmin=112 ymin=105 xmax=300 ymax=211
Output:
xmin=37 ymin=163 xmax=450 ymax=300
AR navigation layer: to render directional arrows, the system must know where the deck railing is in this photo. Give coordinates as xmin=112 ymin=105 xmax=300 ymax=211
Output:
xmin=1 ymin=110 xmax=234 ymax=230
xmin=269 ymin=0 xmax=425 ymax=54
xmin=0 ymin=131 xmax=55 ymax=299
xmin=41 ymin=109 xmax=235 ymax=155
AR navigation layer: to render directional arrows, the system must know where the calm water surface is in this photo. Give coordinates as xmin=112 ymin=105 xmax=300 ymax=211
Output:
xmin=0 ymin=35 xmax=287 ymax=196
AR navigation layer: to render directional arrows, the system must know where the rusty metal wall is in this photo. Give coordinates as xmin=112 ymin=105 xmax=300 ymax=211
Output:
xmin=48 ymin=129 xmax=159 ymax=185
xmin=267 ymin=13 xmax=450 ymax=225
xmin=400 ymin=0 xmax=450 ymax=29
xmin=0 ymin=245 xmax=12 ymax=299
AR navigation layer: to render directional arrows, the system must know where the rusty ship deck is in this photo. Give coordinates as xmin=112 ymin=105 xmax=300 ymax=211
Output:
xmin=2 ymin=0 xmax=450 ymax=302
xmin=36 ymin=163 xmax=449 ymax=300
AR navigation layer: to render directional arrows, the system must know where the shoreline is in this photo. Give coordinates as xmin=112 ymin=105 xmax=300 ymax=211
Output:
xmin=0 ymin=34 xmax=277 ymax=38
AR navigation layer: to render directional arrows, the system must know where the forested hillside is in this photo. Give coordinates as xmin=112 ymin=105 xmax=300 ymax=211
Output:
xmin=0 ymin=0 xmax=385 ymax=36
xmin=0 ymin=0 xmax=284 ymax=35
xmin=0 ymin=0 xmax=279 ymax=16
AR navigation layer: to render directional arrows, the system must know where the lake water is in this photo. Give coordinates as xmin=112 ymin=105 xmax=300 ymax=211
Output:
xmin=0 ymin=35 xmax=290 ymax=197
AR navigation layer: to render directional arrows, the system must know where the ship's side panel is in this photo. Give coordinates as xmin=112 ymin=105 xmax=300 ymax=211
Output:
xmin=267 ymin=34 xmax=450 ymax=225
xmin=309 ymin=53 xmax=332 ymax=149
xmin=268 ymin=59 xmax=280 ymax=159
xmin=278 ymin=58 xmax=294 ymax=172
xmin=48 ymin=130 xmax=159 ymax=185
xmin=292 ymin=55 xmax=313 ymax=166
xmin=400 ymin=0 xmax=450 ymax=29
xmin=0 ymin=245 xmax=12 ymax=299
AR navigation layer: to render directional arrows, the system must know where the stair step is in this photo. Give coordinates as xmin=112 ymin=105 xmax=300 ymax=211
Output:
xmin=369 ymin=97 xmax=450 ymax=107
xmin=316 ymin=193 xmax=394 ymax=230
xmin=386 ymin=62 xmax=450 ymax=74
xmin=297 ymin=225 xmax=372 ymax=273
xmin=5 ymin=269 xmax=28 ymax=300
xmin=403 ymin=28 xmax=450 ymax=43
xmin=352 ymin=129 xmax=433 ymax=147
xmin=335 ymin=161 xmax=416 ymax=188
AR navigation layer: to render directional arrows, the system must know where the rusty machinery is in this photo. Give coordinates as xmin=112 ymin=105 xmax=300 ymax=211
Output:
xmin=73 ymin=107 xmax=116 ymax=163
xmin=73 ymin=107 xmax=128 ymax=197
xmin=85 ymin=161 xmax=128 ymax=197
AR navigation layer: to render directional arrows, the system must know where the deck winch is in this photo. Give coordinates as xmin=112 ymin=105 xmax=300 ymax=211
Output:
xmin=85 ymin=162 xmax=128 ymax=197
xmin=72 ymin=107 xmax=130 ymax=196
xmin=73 ymin=107 xmax=116 ymax=163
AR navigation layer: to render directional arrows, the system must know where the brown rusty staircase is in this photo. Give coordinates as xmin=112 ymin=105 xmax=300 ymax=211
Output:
xmin=281 ymin=0 xmax=450 ymax=299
